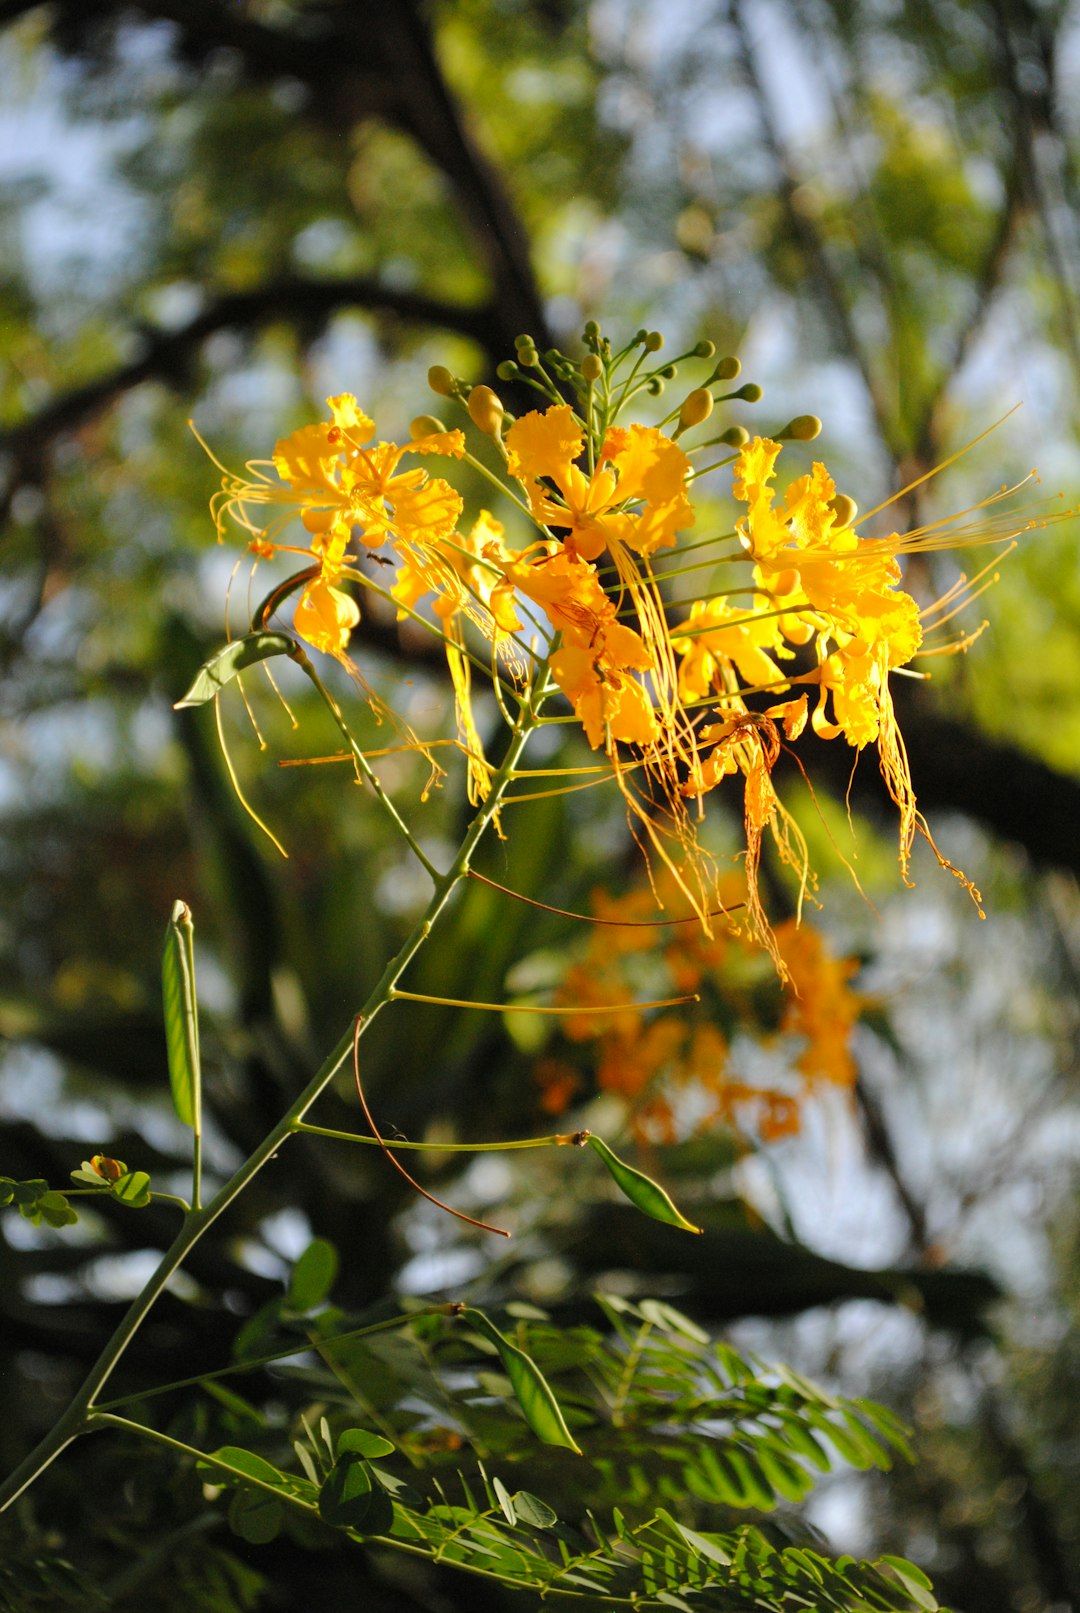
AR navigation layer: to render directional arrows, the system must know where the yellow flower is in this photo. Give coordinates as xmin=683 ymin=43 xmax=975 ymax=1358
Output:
xmin=670 ymin=596 xmax=788 ymax=702
xmin=505 ymin=406 xmax=694 ymax=561
xmin=210 ymin=394 xmax=465 ymax=566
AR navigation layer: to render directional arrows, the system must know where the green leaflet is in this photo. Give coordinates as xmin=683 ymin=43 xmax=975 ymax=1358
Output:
xmin=228 ymin=1487 xmax=283 ymax=1545
xmin=286 ymin=1237 xmax=339 ymax=1314
xmin=337 ymin=1428 xmax=395 ymax=1460
xmin=461 ymin=1308 xmax=581 ymax=1454
xmin=319 ymin=1456 xmax=395 ymax=1534
xmin=110 ymin=1171 xmax=152 ymax=1209
xmin=173 ymin=630 xmax=296 ymax=708
xmin=161 ymin=900 xmax=201 ymax=1131
xmin=586 ymin=1134 xmax=702 ymax=1233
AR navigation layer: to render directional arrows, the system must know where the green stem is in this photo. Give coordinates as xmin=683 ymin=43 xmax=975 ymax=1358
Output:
xmin=293 ymin=1121 xmax=579 ymax=1153
xmin=93 ymin=1305 xmax=455 ymax=1413
xmin=0 ymin=685 xmax=541 ymax=1513
xmin=87 ymin=1414 xmax=319 ymax=1512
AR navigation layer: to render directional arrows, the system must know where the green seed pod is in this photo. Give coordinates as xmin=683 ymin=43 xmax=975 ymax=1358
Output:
xmin=678 ymin=387 xmax=714 ymax=430
xmin=581 ymin=353 xmax=603 ymax=383
xmin=735 ymin=382 xmax=763 ymax=403
xmin=644 ymin=330 xmax=665 ymax=353
xmin=410 ymin=414 xmax=446 ymax=439
xmin=784 ymin=414 xmax=823 ymax=441
xmin=427 ymin=365 xmax=456 ymax=397
xmin=711 ymin=356 xmax=741 ymax=382
xmin=467 ymin=384 xmax=505 ymax=436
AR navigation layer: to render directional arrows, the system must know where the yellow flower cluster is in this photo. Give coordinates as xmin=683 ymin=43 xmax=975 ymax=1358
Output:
xmin=204 ymin=325 xmax=1040 ymax=962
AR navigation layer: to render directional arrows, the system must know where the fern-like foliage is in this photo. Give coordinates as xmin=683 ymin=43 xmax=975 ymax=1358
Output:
xmin=157 ymin=1290 xmax=946 ymax=1612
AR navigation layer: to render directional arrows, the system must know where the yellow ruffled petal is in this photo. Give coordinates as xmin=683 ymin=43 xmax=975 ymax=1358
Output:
xmin=505 ymin=405 xmax=583 ymax=494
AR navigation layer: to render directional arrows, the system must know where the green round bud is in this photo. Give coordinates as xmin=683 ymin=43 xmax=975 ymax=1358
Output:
xmin=711 ymin=356 xmax=741 ymax=382
xmin=644 ymin=330 xmax=665 ymax=353
xmin=634 ymin=328 xmax=649 ymax=345
xmin=410 ymin=414 xmax=446 ymax=439
xmin=581 ymin=353 xmax=603 ymax=383
xmin=659 ymin=363 xmax=677 ymax=379
xmin=467 ymin=384 xmax=505 ymax=436
xmin=518 ymin=346 xmax=540 ymax=368
xmin=829 ymin=493 xmax=857 ymax=527
xmin=514 ymin=333 xmax=535 ymax=351
xmin=496 ymin=360 xmax=520 ymax=381
xmin=646 ymin=376 xmax=665 ymax=395
xmin=735 ymin=382 xmax=763 ymax=402
xmin=427 ymin=365 xmax=456 ymax=397
xmin=720 ymin=425 xmax=750 ymax=448
xmin=678 ymin=387 xmax=714 ymax=430
xmin=692 ymin=339 xmax=716 ymax=359
xmin=583 ymin=319 xmax=601 ymax=342
xmin=785 ymin=414 xmax=822 ymax=441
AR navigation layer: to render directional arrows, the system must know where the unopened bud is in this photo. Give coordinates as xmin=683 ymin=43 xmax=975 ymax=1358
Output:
xmin=644 ymin=330 xmax=665 ymax=353
xmin=783 ymin=414 xmax=822 ymax=441
xmin=410 ymin=414 xmax=446 ymax=439
xmin=467 ymin=384 xmax=505 ymax=436
xmin=659 ymin=363 xmax=677 ymax=380
xmin=581 ymin=353 xmax=603 ymax=383
xmin=514 ymin=333 xmax=535 ymax=351
xmin=634 ymin=328 xmax=649 ymax=345
xmin=693 ymin=339 xmax=716 ymax=359
xmin=678 ymin=388 xmax=714 ymax=431
xmin=496 ymin=360 xmax=520 ymax=381
xmin=711 ymin=356 xmax=741 ymax=382
xmin=428 ymin=365 xmax=456 ymax=397
xmin=734 ymin=382 xmax=763 ymax=403
xmin=583 ymin=319 xmax=601 ymax=342
xmin=647 ymin=376 xmax=665 ymax=395
xmin=517 ymin=345 xmax=539 ymax=368
xmin=719 ymin=425 xmax=750 ymax=448
xmin=829 ymin=493 xmax=857 ymax=527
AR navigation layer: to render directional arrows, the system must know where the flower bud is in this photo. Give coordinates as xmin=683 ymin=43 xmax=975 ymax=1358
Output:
xmin=829 ymin=493 xmax=858 ymax=527
xmin=719 ymin=425 xmax=749 ymax=447
xmin=634 ymin=328 xmax=649 ymax=346
xmin=583 ymin=319 xmax=601 ymax=342
xmin=711 ymin=356 xmax=741 ymax=382
xmin=734 ymin=382 xmax=763 ymax=403
xmin=496 ymin=360 xmax=520 ymax=381
xmin=646 ymin=376 xmax=665 ymax=395
xmin=517 ymin=345 xmax=540 ymax=368
xmin=514 ymin=333 xmax=535 ymax=351
xmin=581 ymin=353 xmax=603 ymax=383
xmin=467 ymin=384 xmax=505 ymax=436
xmin=782 ymin=414 xmax=822 ymax=441
xmin=692 ymin=339 xmax=716 ymax=359
xmin=428 ymin=365 xmax=456 ymax=397
xmin=659 ymin=363 xmax=677 ymax=379
xmin=644 ymin=330 xmax=665 ymax=353
xmin=678 ymin=388 xmax=714 ymax=430
xmin=410 ymin=414 xmax=446 ymax=439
